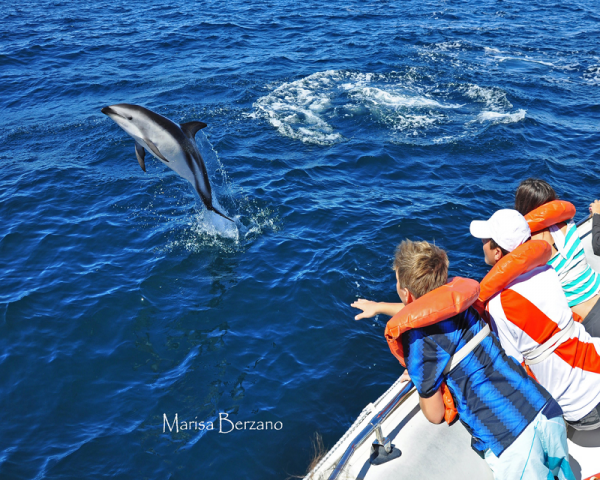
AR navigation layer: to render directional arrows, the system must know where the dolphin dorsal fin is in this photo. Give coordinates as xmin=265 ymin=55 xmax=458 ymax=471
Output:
xmin=180 ymin=121 xmax=207 ymax=139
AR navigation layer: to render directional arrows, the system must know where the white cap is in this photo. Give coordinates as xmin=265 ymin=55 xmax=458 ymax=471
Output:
xmin=470 ymin=209 xmax=531 ymax=252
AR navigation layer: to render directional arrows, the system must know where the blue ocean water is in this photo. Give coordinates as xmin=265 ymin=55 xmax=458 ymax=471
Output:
xmin=1 ymin=0 xmax=599 ymax=478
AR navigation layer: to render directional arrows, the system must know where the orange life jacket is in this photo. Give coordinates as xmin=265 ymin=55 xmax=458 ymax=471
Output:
xmin=519 ymin=202 xmax=584 ymax=323
xmin=384 ymin=277 xmax=480 ymax=424
xmin=477 ymin=240 xmax=552 ymax=306
xmin=524 ymin=200 xmax=576 ymax=233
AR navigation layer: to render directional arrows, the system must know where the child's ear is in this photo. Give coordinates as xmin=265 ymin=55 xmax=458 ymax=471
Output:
xmin=406 ymin=290 xmax=416 ymax=305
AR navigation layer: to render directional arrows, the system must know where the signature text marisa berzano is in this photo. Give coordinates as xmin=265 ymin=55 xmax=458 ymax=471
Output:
xmin=163 ymin=413 xmax=283 ymax=434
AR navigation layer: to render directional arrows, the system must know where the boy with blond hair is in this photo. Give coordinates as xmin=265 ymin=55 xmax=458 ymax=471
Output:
xmin=352 ymin=240 xmax=574 ymax=480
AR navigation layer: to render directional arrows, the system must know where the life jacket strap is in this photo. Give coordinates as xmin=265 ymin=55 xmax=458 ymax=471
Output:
xmin=523 ymin=319 xmax=575 ymax=366
xmin=443 ymin=324 xmax=491 ymax=375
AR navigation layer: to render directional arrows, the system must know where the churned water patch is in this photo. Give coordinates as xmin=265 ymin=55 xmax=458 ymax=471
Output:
xmin=159 ymin=197 xmax=280 ymax=255
xmin=254 ymin=70 xmax=527 ymax=145
xmin=460 ymin=83 xmax=513 ymax=110
xmin=252 ymin=70 xmax=344 ymax=146
xmin=583 ymin=65 xmax=600 ymax=85
xmin=495 ymin=56 xmax=558 ymax=68
xmin=475 ymin=109 xmax=526 ymax=124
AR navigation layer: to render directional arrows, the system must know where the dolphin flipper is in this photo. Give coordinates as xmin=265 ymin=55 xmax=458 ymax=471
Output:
xmin=135 ymin=141 xmax=146 ymax=172
xmin=144 ymin=138 xmax=169 ymax=163
xmin=180 ymin=121 xmax=207 ymax=139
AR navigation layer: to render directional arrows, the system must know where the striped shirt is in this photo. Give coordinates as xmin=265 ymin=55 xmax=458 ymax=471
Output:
xmin=548 ymin=220 xmax=600 ymax=307
xmin=488 ymin=264 xmax=600 ymax=422
xmin=402 ymin=307 xmax=552 ymax=457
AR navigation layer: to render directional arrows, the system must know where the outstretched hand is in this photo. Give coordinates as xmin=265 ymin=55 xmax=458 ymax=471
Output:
xmin=590 ymin=200 xmax=600 ymax=215
xmin=351 ymin=299 xmax=380 ymax=320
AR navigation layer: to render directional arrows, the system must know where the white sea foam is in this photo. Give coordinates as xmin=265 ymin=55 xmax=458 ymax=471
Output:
xmin=584 ymin=65 xmax=600 ymax=85
xmin=495 ymin=56 xmax=557 ymax=68
xmin=253 ymin=70 xmax=343 ymax=145
xmin=355 ymin=86 xmax=456 ymax=109
xmin=254 ymin=70 xmax=467 ymax=145
xmin=461 ymin=84 xmax=512 ymax=111
xmin=476 ymin=109 xmax=526 ymax=124
xmin=254 ymin=71 xmax=527 ymax=145
xmin=431 ymin=41 xmax=463 ymax=51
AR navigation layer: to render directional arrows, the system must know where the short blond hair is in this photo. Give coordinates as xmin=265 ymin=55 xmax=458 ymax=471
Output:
xmin=393 ymin=240 xmax=449 ymax=299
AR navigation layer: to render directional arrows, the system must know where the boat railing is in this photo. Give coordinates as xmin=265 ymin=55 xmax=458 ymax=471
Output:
xmin=326 ymin=380 xmax=415 ymax=480
xmin=576 ymin=214 xmax=593 ymax=229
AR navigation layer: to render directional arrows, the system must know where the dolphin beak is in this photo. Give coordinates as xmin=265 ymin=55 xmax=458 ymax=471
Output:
xmin=101 ymin=106 xmax=113 ymax=116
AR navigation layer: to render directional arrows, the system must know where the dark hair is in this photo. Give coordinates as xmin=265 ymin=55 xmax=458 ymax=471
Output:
xmin=489 ymin=239 xmax=510 ymax=257
xmin=515 ymin=178 xmax=557 ymax=215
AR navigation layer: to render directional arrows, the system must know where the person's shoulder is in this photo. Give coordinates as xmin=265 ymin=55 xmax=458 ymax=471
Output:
xmin=404 ymin=308 xmax=481 ymax=346
xmin=444 ymin=308 xmax=482 ymax=332
xmin=415 ymin=316 xmax=468 ymax=355
xmin=508 ymin=263 xmax=555 ymax=291
xmin=403 ymin=322 xmax=444 ymax=351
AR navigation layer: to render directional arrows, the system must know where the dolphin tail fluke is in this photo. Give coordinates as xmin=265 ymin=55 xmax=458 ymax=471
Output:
xmin=209 ymin=205 xmax=234 ymax=222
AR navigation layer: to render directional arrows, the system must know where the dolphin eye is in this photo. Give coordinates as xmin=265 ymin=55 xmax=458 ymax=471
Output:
xmin=127 ymin=116 xmax=133 ymax=120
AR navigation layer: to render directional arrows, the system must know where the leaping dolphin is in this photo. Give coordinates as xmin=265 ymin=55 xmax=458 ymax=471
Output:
xmin=101 ymin=103 xmax=232 ymax=221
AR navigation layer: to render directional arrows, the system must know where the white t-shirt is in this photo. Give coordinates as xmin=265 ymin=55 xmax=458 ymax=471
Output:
xmin=487 ymin=265 xmax=600 ymax=422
